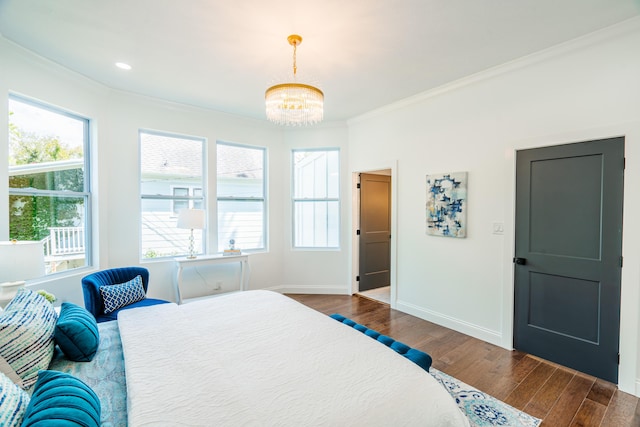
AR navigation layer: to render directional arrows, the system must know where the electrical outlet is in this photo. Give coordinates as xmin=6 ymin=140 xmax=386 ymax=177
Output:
xmin=492 ymin=222 xmax=504 ymax=235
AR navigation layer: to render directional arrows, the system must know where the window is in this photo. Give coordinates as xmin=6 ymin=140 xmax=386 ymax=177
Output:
xmin=217 ymin=142 xmax=266 ymax=252
xmin=172 ymin=187 xmax=202 ymax=213
xmin=140 ymin=131 xmax=205 ymax=259
xmin=8 ymin=95 xmax=91 ymax=274
xmin=292 ymin=149 xmax=340 ymax=248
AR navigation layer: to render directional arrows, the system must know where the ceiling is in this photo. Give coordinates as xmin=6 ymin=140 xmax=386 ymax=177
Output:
xmin=1 ymin=0 xmax=638 ymax=123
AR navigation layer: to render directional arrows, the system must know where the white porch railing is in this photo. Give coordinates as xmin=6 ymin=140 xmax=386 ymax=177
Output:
xmin=43 ymin=227 xmax=85 ymax=257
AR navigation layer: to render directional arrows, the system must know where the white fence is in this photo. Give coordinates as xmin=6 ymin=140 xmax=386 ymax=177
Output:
xmin=43 ymin=227 xmax=85 ymax=257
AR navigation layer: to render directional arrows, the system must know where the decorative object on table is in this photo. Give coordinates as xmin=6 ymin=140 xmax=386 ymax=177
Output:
xmin=426 ymin=172 xmax=467 ymax=238
xmin=176 ymin=209 xmax=205 ymax=259
xmin=0 ymin=240 xmax=45 ymax=307
xmin=265 ymin=34 xmax=324 ymax=126
xmin=81 ymin=267 xmax=170 ymax=323
xmin=223 ymin=238 xmax=241 ymax=256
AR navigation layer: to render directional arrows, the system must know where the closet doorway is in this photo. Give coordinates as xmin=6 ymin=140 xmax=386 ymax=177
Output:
xmin=357 ymin=170 xmax=391 ymax=305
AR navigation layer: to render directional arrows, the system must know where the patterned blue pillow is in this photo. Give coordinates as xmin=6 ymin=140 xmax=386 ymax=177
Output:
xmin=100 ymin=275 xmax=146 ymax=314
xmin=0 ymin=288 xmax=57 ymax=389
xmin=0 ymin=371 xmax=30 ymax=426
xmin=21 ymin=370 xmax=101 ymax=427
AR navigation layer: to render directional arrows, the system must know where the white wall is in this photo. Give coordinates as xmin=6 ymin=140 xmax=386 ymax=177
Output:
xmin=0 ymin=37 xmax=351 ymax=309
xmin=347 ymin=18 xmax=640 ymax=394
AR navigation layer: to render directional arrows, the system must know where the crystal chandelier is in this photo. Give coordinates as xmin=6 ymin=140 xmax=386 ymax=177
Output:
xmin=265 ymin=35 xmax=324 ymax=126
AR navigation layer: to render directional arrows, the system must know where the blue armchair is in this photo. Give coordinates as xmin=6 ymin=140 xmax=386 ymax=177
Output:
xmin=82 ymin=267 xmax=170 ymax=323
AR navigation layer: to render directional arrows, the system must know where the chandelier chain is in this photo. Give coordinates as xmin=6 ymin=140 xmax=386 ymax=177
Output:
xmin=292 ymin=42 xmax=297 ymax=77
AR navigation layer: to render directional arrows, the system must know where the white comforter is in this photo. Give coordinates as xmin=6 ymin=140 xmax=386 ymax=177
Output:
xmin=118 ymin=290 xmax=469 ymax=426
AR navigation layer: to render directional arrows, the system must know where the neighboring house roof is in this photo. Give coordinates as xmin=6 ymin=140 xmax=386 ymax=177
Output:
xmin=141 ymin=133 xmax=263 ymax=180
xmin=141 ymin=133 xmax=202 ymax=178
xmin=217 ymin=144 xmax=263 ymax=180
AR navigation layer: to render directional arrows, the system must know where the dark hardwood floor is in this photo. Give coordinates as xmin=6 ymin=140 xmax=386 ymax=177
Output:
xmin=287 ymin=293 xmax=640 ymax=427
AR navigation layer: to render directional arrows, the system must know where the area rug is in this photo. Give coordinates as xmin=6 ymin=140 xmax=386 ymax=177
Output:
xmin=430 ymin=368 xmax=542 ymax=427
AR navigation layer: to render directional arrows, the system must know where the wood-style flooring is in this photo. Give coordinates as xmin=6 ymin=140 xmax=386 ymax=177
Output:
xmin=287 ymin=293 xmax=640 ymax=427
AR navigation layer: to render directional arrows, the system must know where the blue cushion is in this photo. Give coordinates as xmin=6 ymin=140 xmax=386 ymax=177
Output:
xmin=329 ymin=313 xmax=433 ymax=372
xmin=100 ymin=275 xmax=146 ymax=314
xmin=0 ymin=288 xmax=57 ymax=389
xmin=0 ymin=371 xmax=30 ymax=426
xmin=21 ymin=370 xmax=100 ymax=427
xmin=54 ymin=302 xmax=100 ymax=362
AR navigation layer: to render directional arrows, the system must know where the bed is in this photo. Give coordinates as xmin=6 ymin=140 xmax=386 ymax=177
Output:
xmin=23 ymin=290 xmax=470 ymax=426
xmin=116 ymin=290 xmax=469 ymax=426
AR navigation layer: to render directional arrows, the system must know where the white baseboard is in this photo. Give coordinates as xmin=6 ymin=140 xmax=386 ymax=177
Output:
xmin=396 ymin=299 xmax=504 ymax=348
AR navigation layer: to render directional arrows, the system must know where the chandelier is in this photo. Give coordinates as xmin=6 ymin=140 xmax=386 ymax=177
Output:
xmin=265 ymin=34 xmax=324 ymax=126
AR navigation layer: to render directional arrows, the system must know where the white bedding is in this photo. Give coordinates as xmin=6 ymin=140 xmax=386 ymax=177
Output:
xmin=118 ymin=290 xmax=469 ymax=426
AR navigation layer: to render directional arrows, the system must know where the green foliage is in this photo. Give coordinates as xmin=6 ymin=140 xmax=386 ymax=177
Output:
xmin=36 ymin=289 xmax=56 ymax=304
xmin=9 ymin=131 xmax=82 ymax=166
xmin=144 ymin=248 xmax=158 ymax=258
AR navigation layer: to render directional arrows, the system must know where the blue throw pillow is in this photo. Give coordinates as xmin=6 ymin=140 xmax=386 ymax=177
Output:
xmin=100 ymin=275 xmax=146 ymax=314
xmin=0 ymin=371 xmax=30 ymax=426
xmin=21 ymin=370 xmax=100 ymax=427
xmin=55 ymin=302 xmax=100 ymax=362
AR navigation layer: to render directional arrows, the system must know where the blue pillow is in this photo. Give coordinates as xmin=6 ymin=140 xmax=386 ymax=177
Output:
xmin=55 ymin=302 xmax=100 ymax=362
xmin=0 ymin=371 xmax=30 ymax=426
xmin=21 ymin=370 xmax=100 ymax=427
xmin=100 ymin=275 xmax=146 ymax=314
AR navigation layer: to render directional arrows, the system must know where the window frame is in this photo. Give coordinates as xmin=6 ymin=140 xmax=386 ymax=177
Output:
xmin=139 ymin=129 xmax=206 ymax=260
xmin=291 ymin=147 xmax=340 ymax=250
xmin=7 ymin=93 xmax=93 ymax=274
xmin=216 ymin=140 xmax=267 ymax=253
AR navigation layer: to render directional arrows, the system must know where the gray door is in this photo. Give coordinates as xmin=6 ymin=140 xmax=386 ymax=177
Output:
xmin=359 ymin=173 xmax=391 ymax=292
xmin=514 ymin=137 xmax=624 ymax=383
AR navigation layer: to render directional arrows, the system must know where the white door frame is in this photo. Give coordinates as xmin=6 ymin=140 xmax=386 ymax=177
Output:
xmin=351 ymin=161 xmax=398 ymax=308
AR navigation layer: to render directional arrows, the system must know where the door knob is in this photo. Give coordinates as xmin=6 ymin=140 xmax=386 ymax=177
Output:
xmin=513 ymin=257 xmax=527 ymax=265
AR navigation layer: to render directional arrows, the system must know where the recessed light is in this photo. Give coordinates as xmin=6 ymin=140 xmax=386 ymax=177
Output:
xmin=115 ymin=62 xmax=132 ymax=70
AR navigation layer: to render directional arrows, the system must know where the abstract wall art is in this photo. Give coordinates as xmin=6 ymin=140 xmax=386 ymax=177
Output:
xmin=426 ymin=172 xmax=467 ymax=238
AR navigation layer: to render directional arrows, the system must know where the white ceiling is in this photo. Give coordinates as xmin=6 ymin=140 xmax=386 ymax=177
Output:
xmin=1 ymin=0 xmax=638 ymax=123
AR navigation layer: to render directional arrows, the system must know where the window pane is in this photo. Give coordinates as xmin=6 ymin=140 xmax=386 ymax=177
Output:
xmin=217 ymin=143 xmax=264 ymax=198
xmin=293 ymin=150 xmax=339 ymax=199
xmin=8 ymin=96 xmax=90 ymax=275
xmin=217 ymin=200 xmax=264 ymax=252
xmin=10 ymin=194 xmax=87 ymax=274
xmin=9 ymin=168 xmax=84 ymax=192
xmin=140 ymin=131 xmax=205 ymax=259
xmin=292 ymin=149 xmax=339 ymax=248
xmin=141 ymin=199 xmax=203 ymax=259
xmin=294 ymin=201 xmax=339 ymax=248
xmin=140 ymin=133 xmax=202 ymax=196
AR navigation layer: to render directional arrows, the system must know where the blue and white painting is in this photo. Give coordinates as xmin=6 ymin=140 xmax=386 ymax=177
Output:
xmin=426 ymin=172 xmax=467 ymax=238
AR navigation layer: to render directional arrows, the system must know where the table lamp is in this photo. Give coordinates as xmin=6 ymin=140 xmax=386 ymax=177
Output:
xmin=176 ymin=209 xmax=205 ymax=259
xmin=0 ymin=240 xmax=46 ymax=304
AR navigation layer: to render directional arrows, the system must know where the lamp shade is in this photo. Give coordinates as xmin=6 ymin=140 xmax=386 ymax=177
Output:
xmin=0 ymin=241 xmax=46 ymax=283
xmin=176 ymin=209 xmax=205 ymax=230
